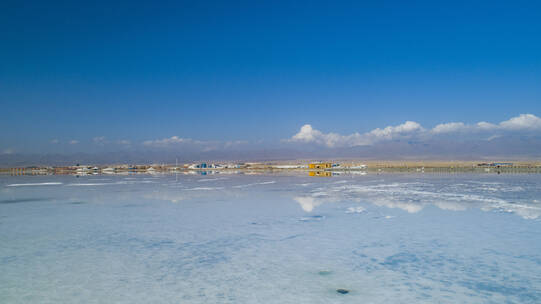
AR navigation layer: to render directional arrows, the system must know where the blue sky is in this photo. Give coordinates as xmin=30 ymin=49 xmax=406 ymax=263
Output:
xmin=1 ymin=0 xmax=540 ymax=158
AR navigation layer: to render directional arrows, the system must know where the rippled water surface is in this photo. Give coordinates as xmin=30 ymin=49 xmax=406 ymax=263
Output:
xmin=1 ymin=173 xmax=541 ymax=303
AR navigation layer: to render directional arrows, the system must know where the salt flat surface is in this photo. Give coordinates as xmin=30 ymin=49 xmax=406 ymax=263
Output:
xmin=1 ymin=173 xmax=541 ymax=303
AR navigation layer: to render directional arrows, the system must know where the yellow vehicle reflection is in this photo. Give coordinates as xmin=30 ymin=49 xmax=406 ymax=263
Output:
xmin=309 ymin=171 xmax=332 ymax=177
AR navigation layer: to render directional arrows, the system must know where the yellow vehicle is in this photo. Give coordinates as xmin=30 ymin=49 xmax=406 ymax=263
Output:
xmin=308 ymin=163 xmax=332 ymax=169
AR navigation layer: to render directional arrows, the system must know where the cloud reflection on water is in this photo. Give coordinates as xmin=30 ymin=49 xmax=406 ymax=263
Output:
xmin=292 ymin=179 xmax=541 ymax=219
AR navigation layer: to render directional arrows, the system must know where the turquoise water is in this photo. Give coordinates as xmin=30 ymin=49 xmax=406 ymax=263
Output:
xmin=1 ymin=173 xmax=541 ymax=303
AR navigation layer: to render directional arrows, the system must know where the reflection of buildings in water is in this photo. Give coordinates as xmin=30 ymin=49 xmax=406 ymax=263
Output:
xmin=182 ymin=170 xmax=227 ymax=175
xmin=309 ymin=171 xmax=332 ymax=177
xmin=346 ymin=171 xmax=367 ymax=175
xmin=308 ymin=170 xmax=366 ymax=177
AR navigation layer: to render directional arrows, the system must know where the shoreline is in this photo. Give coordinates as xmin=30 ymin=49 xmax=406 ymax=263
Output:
xmin=2 ymin=166 xmax=541 ymax=176
xmin=1 ymin=160 xmax=541 ymax=176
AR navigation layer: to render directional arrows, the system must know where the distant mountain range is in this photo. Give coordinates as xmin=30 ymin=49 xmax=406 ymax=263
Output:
xmin=2 ymin=135 xmax=540 ymax=167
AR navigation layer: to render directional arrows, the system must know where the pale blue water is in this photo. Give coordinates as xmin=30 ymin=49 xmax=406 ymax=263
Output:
xmin=1 ymin=173 xmax=541 ymax=303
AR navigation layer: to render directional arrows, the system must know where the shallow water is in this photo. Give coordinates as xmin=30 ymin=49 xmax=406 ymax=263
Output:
xmin=1 ymin=173 xmax=541 ymax=303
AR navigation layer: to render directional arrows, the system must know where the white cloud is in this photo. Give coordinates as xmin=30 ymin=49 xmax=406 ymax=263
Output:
xmin=367 ymin=121 xmax=424 ymax=139
xmin=476 ymin=121 xmax=498 ymax=130
xmin=92 ymin=137 xmax=131 ymax=146
xmin=290 ymin=121 xmax=424 ymax=148
xmin=431 ymin=122 xmax=467 ymax=134
xmin=499 ymin=114 xmax=541 ymax=130
xmin=289 ymin=114 xmax=541 ymax=148
xmin=143 ymin=136 xmax=193 ymax=146
xmin=69 ymin=140 xmax=79 ymax=145
xmin=432 ymin=114 xmax=541 ymax=133
xmin=143 ymin=136 xmax=249 ymax=150
xmin=50 ymin=139 xmax=59 ymax=144
xmin=290 ymin=124 xmax=363 ymax=147
xmin=291 ymin=125 xmax=322 ymax=143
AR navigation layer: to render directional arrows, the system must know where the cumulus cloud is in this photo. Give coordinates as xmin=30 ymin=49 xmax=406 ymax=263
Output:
xmin=431 ymin=122 xmax=467 ymax=134
xmin=289 ymin=114 xmax=541 ymax=148
xmin=290 ymin=121 xmax=424 ymax=148
xmin=69 ymin=140 xmax=79 ymax=145
xmin=50 ymin=139 xmax=59 ymax=144
xmin=499 ymin=114 xmax=541 ymax=130
xmin=291 ymin=125 xmax=322 ymax=143
xmin=117 ymin=139 xmax=131 ymax=145
xmin=476 ymin=121 xmax=498 ymax=131
xmin=291 ymin=124 xmax=360 ymax=147
xmin=431 ymin=114 xmax=541 ymax=134
xmin=367 ymin=121 xmax=423 ymax=139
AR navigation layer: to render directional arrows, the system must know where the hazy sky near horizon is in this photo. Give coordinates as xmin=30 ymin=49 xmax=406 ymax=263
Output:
xmin=1 ymin=0 xmax=540 ymax=156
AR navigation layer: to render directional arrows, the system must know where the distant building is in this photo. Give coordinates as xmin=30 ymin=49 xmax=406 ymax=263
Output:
xmin=102 ymin=167 xmax=116 ymax=173
xmin=308 ymin=162 xmax=332 ymax=169
xmin=188 ymin=163 xmax=208 ymax=169
xmin=274 ymin=165 xmax=302 ymax=169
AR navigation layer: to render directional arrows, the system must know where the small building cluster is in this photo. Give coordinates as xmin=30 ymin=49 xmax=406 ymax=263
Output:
xmin=3 ymin=161 xmax=370 ymax=176
xmin=477 ymin=162 xmax=514 ymax=167
xmin=308 ymin=162 xmax=332 ymax=169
